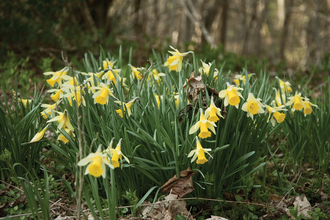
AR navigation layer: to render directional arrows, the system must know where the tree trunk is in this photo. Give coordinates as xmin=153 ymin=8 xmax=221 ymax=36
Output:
xmin=220 ymin=0 xmax=228 ymax=50
xmin=280 ymin=0 xmax=293 ymax=61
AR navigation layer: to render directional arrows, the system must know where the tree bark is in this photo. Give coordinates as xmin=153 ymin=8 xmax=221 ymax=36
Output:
xmin=280 ymin=0 xmax=293 ymax=61
xmin=220 ymin=0 xmax=228 ymax=50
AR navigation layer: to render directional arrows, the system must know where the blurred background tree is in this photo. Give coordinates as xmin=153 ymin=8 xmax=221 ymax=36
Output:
xmin=1 ymin=0 xmax=330 ymax=94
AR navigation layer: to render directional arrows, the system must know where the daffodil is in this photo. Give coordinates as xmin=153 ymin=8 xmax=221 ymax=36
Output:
xmin=174 ymin=93 xmax=189 ymax=107
xmin=102 ymin=67 xmax=121 ymax=86
xmin=276 ymin=77 xmax=292 ymax=93
xmin=199 ymin=61 xmax=219 ymax=78
xmin=115 ymin=97 xmax=138 ymax=118
xmin=265 ymin=103 xmax=287 ymax=126
xmin=286 ymin=92 xmax=304 ymax=111
xmin=47 ymin=110 xmax=74 ymax=131
xmin=30 ymin=125 xmax=49 ymax=143
xmin=48 ymin=88 xmax=64 ymax=102
xmin=44 ymin=67 xmax=69 ymax=88
xmin=90 ymin=83 xmax=114 ymax=105
xmin=242 ymin=93 xmax=265 ymax=119
xmin=205 ymin=97 xmax=223 ymax=123
xmin=19 ymin=98 xmax=32 ymax=108
xmin=219 ymin=82 xmax=244 ymax=108
xmin=63 ymin=85 xmax=86 ymax=107
xmin=103 ymin=59 xmax=116 ymax=70
xmin=61 ymin=75 xmax=78 ymax=87
xmin=129 ymin=65 xmax=143 ymax=80
xmin=104 ymin=138 xmax=130 ymax=168
xmin=164 ymin=46 xmax=192 ymax=72
xmin=77 ymin=145 xmax=113 ymax=178
xmin=303 ymin=97 xmax=318 ymax=116
xmin=274 ymin=88 xmax=286 ymax=107
xmin=148 ymin=69 xmax=166 ymax=85
xmin=154 ymin=93 xmax=162 ymax=108
xmin=188 ymin=137 xmax=212 ymax=164
xmin=40 ymin=103 xmax=57 ymax=119
xmin=189 ymin=109 xmax=217 ymax=139
xmin=57 ymin=128 xmax=75 ymax=144
xmin=233 ymin=74 xmax=254 ymax=87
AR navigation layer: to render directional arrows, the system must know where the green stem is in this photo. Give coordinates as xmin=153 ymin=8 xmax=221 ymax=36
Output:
xmin=110 ymin=168 xmax=117 ymax=219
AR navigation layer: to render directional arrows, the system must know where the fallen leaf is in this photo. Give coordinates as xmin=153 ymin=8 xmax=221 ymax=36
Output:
xmin=161 ymin=167 xmax=197 ymax=198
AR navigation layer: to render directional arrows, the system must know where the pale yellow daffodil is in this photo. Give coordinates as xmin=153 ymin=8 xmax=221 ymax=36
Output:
xmin=77 ymin=145 xmax=113 ymax=178
xmin=189 ymin=109 xmax=217 ymax=139
xmin=40 ymin=103 xmax=57 ymax=119
xmin=104 ymin=138 xmax=130 ymax=168
xmin=90 ymin=83 xmax=115 ymax=105
xmin=303 ymin=97 xmax=318 ymax=116
xmin=234 ymin=74 xmax=254 ymax=87
xmin=265 ymin=103 xmax=287 ymax=126
xmin=219 ymin=82 xmax=244 ymax=108
xmin=188 ymin=137 xmax=212 ymax=164
xmin=30 ymin=125 xmax=49 ymax=143
xmin=199 ymin=61 xmax=219 ymax=78
xmin=44 ymin=67 xmax=69 ymax=88
xmin=129 ymin=65 xmax=143 ymax=80
xmin=242 ymin=93 xmax=265 ymax=119
xmin=205 ymin=97 xmax=223 ymax=123
xmin=115 ymin=97 xmax=138 ymax=118
xmin=164 ymin=46 xmax=192 ymax=72
xmin=276 ymin=76 xmax=292 ymax=93
xmin=286 ymin=92 xmax=304 ymax=111
xmin=47 ymin=110 xmax=74 ymax=131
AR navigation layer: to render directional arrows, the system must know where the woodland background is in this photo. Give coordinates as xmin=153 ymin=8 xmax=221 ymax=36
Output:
xmin=1 ymin=0 xmax=330 ymax=84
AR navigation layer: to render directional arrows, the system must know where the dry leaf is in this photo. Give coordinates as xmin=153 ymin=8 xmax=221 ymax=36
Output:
xmin=161 ymin=167 xmax=197 ymax=198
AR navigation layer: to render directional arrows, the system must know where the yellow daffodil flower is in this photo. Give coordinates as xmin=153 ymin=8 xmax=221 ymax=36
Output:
xmin=19 ymin=98 xmax=32 ymax=108
xmin=274 ymin=88 xmax=286 ymax=107
xmin=188 ymin=137 xmax=212 ymax=164
xmin=104 ymin=138 xmax=130 ymax=168
xmin=154 ymin=93 xmax=162 ymax=108
xmin=303 ymin=97 xmax=318 ymax=116
xmin=77 ymin=145 xmax=113 ymax=178
xmin=40 ymin=103 xmax=57 ymax=119
xmin=286 ymin=92 xmax=304 ymax=111
xmin=205 ymin=96 xmax=223 ymax=123
xmin=242 ymin=93 xmax=265 ymax=119
xmin=115 ymin=97 xmax=138 ymax=118
xmin=265 ymin=103 xmax=287 ymax=126
xmin=44 ymin=67 xmax=69 ymax=88
xmin=90 ymin=83 xmax=114 ymax=105
xmin=199 ymin=61 xmax=219 ymax=78
xmin=102 ymin=68 xmax=121 ymax=85
xmin=219 ymin=82 xmax=244 ymax=108
xmin=164 ymin=46 xmax=192 ymax=72
xmin=63 ymin=85 xmax=86 ymax=107
xmin=57 ymin=128 xmax=75 ymax=144
xmin=148 ymin=69 xmax=166 ymax=85
xmin=103 ymin=59 xmax=116 ymax=70
xmin=30 ymin=125 xmax=49 ymax=143
xmin=47 ymin=110 xmax=74 ymax=131
xmin=129 ymin=65 xmax=143 ymax=80
xmin=234 ymin=74 xmax=254 ymax=87
xmin=276 ymin=76 xmax=292 ymax=93
xmin=48 ymin=88 xmax=63 ymax=102
xmin=189 ymin=109 xmax=217 ymax=139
